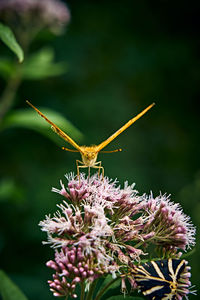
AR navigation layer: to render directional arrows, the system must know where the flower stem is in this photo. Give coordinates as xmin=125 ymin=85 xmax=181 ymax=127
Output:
xmin=94 ymin=277 xmax=119 ymax=300
xmin=0 ymin=29 xmax=33 ymax=123
xmin=81 ymin=282 xmax=85 ymax=300
xmin=0 ymin=67 xmax=21 ymax=122
xmin=86 ymin=280 xmax=97 ymax=300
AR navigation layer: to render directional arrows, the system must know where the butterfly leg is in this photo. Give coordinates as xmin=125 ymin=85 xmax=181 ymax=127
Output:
xmin=93 ymin=161 xmax=104 ymax=179
xmin=76 ymin=160 xmax=86 ymax=179
xmin=76 ymin=160 xmax=92 ymax=182
xmin=97 ymin=161 xmax=101 ymax=177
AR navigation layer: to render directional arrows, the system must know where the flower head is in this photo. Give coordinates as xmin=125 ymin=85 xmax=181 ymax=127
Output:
xmin=46 ymin=245 xmax=118 ymax=298
xmin=142 ymin=193 xmax=196 ymax=251
xmin=39 ymin=173 xmax=196 ymax=298
xmin=0 ymin=0 xmax=70 ymax=34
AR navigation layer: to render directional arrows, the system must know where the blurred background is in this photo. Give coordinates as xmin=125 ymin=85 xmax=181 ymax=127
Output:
xmin=0 ymin=0 xmax=199 ymax=299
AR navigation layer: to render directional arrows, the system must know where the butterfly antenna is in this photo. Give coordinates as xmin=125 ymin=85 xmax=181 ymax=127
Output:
xmin=62 ymin=147 xmax=79 ymax=152
xmin=100 ymin=149 xmax=122 ymax=153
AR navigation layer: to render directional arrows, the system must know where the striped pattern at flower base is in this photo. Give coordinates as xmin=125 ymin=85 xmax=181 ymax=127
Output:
xmin=133 ymin=259 xmax=192 ymax=300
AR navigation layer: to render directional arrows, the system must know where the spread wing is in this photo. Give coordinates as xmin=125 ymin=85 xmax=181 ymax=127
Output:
xmin=96 ymin=103 xmax=155 ymax=152
xmin=26 ymin=100 xmax=82 ymax=152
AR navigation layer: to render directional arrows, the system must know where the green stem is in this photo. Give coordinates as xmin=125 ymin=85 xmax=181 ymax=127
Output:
xmin=0 ymin=68 xmax=22 ymax=121
xmin=0 ymin=26 xmax=35 ymax=122
xmin=86 ymin=279 xmax=97 ymax=300
xmin=134 ymin=234 xmax=156 ymax=249
xmin=94 ymin=277 xmax=119 ymax=300
xmin=81 ymin=282 xmax=85 ymax=300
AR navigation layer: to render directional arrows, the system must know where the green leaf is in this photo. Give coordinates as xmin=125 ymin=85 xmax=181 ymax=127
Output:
xmin=1 ymin=107 xmax=83 ymax=146
xmin=181 ymin=248 xmax=196 ymax=258
xmin=0 ymin=178 xmax=25 ymax=204
xmin=101 ymin=275 xmax=121 ymax=291
xmin=106 ymin=296 xmax=144 ymax=300
xmin=21 ymin=47 xmax=67 ymax=79
xmin=0 ymin=270 xmax=29 ymax=300
xmin=95 ymin=276 xmax=120 ymax=300
xmin=0 ymin=23 xmax=24 ymax=63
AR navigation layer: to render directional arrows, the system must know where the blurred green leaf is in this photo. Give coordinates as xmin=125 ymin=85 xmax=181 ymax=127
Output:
xmin=1 ymin=108 xmax=83 ymax=146
xmin=0 ymin=270 xmax=29 ymax=300
xmin=106 ymin=296 xmax=144 ymax=300
xmin=0 ymin=23 xmax=24 ymax=63
xmin=21 ymin=47 xmax=68 ymax=79
xmin=0 ymin=178 xmax=25 ymax=204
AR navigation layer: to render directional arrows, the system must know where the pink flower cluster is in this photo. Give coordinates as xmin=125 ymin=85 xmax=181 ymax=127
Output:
xmin=47 ymin=245 xmax=116 ymax=298
xmin=39 ymin=173 xmax=196 ymax=299
xmin=176 ymin=261 xmax=194 ymax=299
xmin=0 ymin=0 xmax=70 ymax=34
xmin=142 ymin=193 xmax=196 ymax=251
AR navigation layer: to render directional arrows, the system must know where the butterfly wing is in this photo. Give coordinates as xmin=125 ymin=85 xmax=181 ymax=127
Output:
xmin=26 ymin=101 xmax=82 ymax=152
xmin=96 ymin=103 xmax=155 ymax=152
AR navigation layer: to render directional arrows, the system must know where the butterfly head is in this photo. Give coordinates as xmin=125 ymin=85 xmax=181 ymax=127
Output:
xmin=80 ymin=146 xmax=99 ymax=166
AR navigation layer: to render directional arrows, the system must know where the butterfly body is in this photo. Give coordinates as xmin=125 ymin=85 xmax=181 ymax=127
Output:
xmin=26 ymin=100 xmax=154 ymax=177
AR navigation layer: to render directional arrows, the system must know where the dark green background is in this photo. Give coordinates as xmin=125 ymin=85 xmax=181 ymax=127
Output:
xmin=0 ymin=1 xmax=199 ymax=299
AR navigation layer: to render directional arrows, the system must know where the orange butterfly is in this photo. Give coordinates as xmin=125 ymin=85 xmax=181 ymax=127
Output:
xmin=26 ymin=101 xmax=154 ymax=177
